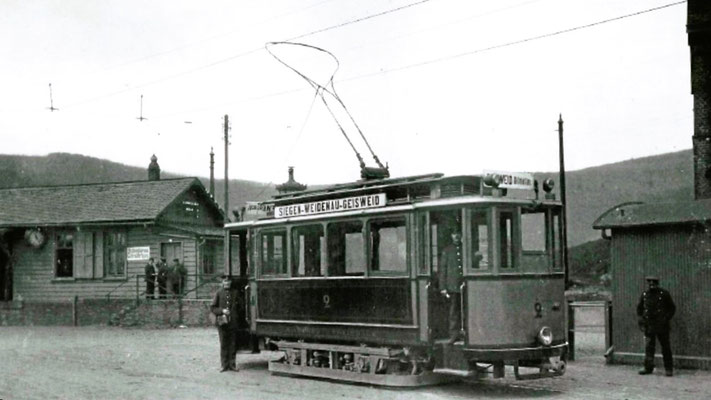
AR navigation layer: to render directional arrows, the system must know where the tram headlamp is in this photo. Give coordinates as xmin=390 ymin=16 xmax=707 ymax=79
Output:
xmin=537 ymin=326 xmax=553 ymax=346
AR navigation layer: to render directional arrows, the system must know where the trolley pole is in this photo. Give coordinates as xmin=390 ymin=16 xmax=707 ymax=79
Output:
xmin=558 ymin=115 xmax=570 ymax=289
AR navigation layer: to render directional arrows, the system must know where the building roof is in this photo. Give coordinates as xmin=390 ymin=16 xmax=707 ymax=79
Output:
xmin=593 ymin=198 xmax=711 ymax=229
xmin=0 ymin=178 xmax=221 ymax=228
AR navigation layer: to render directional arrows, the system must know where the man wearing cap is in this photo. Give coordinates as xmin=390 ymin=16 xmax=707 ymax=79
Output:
xmin=636 ymin=276 xmax=676 ymax=376
xmin=211 ymin=275 xmax=242 ymax=372
xmin=439 ymin=230 xmax=464 ymax=344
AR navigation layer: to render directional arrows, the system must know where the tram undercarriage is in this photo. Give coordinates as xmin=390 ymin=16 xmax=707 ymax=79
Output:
xmin=268 ymin=339 xmax=567 ymax=386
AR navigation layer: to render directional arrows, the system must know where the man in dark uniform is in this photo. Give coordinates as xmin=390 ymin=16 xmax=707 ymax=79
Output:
xmin=439 ymin=231 xmax=464 ymax=344
xmin=144 ymin=257 xmax=157 ymax=299
xmin=211 ymin=275 xmax=241 ymax=372
xmin=637 ymin=276 xmax=676 ymax=376
xmin=157 ymin=258 xmax=168 ymax=299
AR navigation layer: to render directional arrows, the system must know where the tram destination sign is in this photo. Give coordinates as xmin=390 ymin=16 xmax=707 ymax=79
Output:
xmin=274 ymin=193 xmax=386 ymax=218
xmin=483 ymin=170 xmax=535 ymax=190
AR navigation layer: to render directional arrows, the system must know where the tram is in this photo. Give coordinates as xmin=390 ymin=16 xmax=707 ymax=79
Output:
xmin=224 ymin=171 xmax=567 ymax=386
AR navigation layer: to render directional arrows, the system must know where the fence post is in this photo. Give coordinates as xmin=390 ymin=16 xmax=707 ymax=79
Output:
xmin=72 ymin=295 xmax=78 ymax=326
xmin=605 ymin=300 xmax=613 ymax=363
xmin=567 ymin=300 xmax=575 ymax=361
xmin=135 ymin=275 xmax=140 ymax=308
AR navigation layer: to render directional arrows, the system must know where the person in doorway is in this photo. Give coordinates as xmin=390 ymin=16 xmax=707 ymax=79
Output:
xmin=168 ymin=258 xmax=187 ymax=297
xmin=157 ymin=258 xmax=169 ymax=299
xmin=439 ymin=230 xmax=464 ymax=344
xmin=637 ymin=276 xmax=676 ymax=376
xmin=144 ymin=257 xmax=158 ymax=299
xmin=211 ymin=275 xmax=241 ymax=372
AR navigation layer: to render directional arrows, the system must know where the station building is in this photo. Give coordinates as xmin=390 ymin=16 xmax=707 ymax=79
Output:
xmin=0 ymin=156 xmax=225 ymax=312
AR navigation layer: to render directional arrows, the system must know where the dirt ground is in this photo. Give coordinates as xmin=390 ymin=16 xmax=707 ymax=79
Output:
xmin=1 ymin=326 xmax=710 ymax=400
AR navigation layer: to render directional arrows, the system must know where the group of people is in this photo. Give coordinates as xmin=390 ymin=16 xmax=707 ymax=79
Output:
xmin=144 ymin=257 xmax=187 ymax=299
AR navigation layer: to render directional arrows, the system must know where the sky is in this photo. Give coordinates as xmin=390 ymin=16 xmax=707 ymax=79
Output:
xmin=0 ymin=0 xmax=692 ymax=185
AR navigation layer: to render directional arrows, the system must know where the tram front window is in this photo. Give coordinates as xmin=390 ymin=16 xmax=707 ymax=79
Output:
xmin=369 ymin=218 xmax=407 ymax=274
xmin=522 ymin=210 xmax=548 ymax=271
xmin=327 ymin=220 xmax=365 ymax=276
xmin=292 ymin=224 xmax=324 ymax=277
xmin=499 ymin=211 xmax=515 ymax=269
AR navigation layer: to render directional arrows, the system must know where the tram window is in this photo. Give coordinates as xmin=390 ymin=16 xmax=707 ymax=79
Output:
xmin=327 ymin=221 xmax=365 ymax=276
xmin=521 ymin=211 xmax=548 ymax=271
xmin=469 ymin=211 xmax=489 ymax=269
xmin=522 ymin=212 xmax=546 ymax=252
xmin=292 ymin=224 xmax=324 ymax=277
xmin=499 ymin=211 xmax=515 ymax=269
xmin=369 ymin=218 xmax=407 ymax=274
xmin=261 ymin=230 xmax=287 ymax=275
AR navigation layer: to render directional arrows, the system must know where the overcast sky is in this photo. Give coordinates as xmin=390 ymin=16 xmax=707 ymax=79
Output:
xmin=0 ymin=0 xmax=691 ymax=185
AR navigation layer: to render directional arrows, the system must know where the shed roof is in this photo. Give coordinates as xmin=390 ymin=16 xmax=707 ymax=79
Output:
xmin=0 ymin=178 xmax=221 ymax=227
xmin=593 ymin=198 xmax=711 ymax=229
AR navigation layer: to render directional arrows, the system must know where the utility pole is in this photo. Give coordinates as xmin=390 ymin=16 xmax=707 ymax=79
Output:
xmin=558 ymin=114 xmax=570 ymax=289
xmin=223 ymin=115 xmax=230 ymax=221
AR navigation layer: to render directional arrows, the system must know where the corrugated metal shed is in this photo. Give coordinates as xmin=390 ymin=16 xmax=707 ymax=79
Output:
xmin=593 ymin=199 xmax=711 ymax=369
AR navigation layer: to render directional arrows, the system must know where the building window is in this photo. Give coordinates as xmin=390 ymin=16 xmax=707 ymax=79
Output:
xmin=55 ymin=232 xmax=74 ymax=278
xmin=369 ymin=218 xmax=407 ymax=274
xmin=182 ymin=200 xmax=200 ymax=219
xmin=202 ymin=240 xmax=218 ymax=276
xmin=104 ymin=232 xmax=127 ymax=277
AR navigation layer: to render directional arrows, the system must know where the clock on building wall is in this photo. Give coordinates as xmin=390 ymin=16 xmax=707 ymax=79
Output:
xmin=25 ymin=228 xmax=46 ymax=248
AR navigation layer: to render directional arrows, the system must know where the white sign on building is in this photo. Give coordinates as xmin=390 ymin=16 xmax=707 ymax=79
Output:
xmin=126 ymin=246 xmax=151 ymax=261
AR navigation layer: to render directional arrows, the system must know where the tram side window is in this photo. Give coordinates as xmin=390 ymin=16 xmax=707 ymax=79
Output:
xmin=292 ymin=224 xmax=324 ymax=277
xmin=521 ymin=211 xmax=548 ymax=271
xmin=370 ymin=218 xmax=407 ymax=274
xmin=499 ymin=211 xmax=515 ymax=269
xmin=469 ymin=211 xmax=489 ymax=269
xmin=262 ymin=230 xmax=287 ymax=275
xmin=327 ymin=220 xmax=365 ymax=276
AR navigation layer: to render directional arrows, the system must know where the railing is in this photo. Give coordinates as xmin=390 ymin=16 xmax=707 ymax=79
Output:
xmin=106 ymin=274 xmax=138 ymax=304
xmin=133 ymin=273 xmax=223 ymax=302
xmin=567 ymin=300 xmax=612 ymax=361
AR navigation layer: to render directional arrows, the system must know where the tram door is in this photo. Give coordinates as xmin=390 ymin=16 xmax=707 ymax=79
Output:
xmin=227 ymin=229 xmax=255 ymax=352
xmin=427 ymin=209 xmax=463 ymax=341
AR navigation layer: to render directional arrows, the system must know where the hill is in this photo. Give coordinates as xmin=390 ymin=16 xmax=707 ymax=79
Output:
xmin=534 ymin=149 xmax=693 ymax=246
xmin=0 ymin=153 xmax=278 ymax=219
xmin=0 ymin=149 xmax=695 ymax=241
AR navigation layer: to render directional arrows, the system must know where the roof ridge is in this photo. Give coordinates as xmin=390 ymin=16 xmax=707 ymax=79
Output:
xmin=0 ymin=177 xmax=198 ymax=191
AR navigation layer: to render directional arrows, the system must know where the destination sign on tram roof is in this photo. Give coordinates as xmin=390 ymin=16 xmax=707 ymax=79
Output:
xmin=483 ymin=170 xmax=535 ymax=190
xmin=274 ymin=193 xmax=386 ymax=219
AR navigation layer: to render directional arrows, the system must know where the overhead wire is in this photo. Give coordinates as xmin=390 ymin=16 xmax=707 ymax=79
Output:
xmin=60 ymin=0 xmax=436 ymax=110
xmin=151 ymin=0 xmax=686 ymax=119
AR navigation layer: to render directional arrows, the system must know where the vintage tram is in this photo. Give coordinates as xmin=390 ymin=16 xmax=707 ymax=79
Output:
xmin=224 ymin=171 xmax=567 ymax=386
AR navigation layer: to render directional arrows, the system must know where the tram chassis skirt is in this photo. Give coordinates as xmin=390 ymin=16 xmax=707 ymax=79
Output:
xmin=268 ymin=361 xmax=455 ymax=387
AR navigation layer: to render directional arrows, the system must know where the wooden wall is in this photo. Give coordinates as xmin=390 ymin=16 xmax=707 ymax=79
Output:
xmin=611 ymin=224 xmax=711 ymax=368
xmin=11 ymin=225 xmax=224 ymax=302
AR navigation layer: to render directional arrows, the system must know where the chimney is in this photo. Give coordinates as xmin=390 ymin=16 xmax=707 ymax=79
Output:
xmin=209 ymin=147 xmax=215 ymax=197
xmin=689 ymin=0 xmax=711 ymax=199
xmin=148 ymin=154 xmax=160 ymax=181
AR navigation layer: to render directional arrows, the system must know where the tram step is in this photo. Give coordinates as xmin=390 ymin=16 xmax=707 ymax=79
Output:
xmin=432 ymin=368 xmax=476 ymax=377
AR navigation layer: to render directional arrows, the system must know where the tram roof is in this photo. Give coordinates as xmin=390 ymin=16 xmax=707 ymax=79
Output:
xmin=270 ymin=173 xmax=445 ymax=204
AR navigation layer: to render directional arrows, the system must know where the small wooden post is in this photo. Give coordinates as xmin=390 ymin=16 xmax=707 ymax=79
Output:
xmin=135 ymin=275 xmax=140 ymax=307
xmin=567 ymin=300 xmax=575 ymax=361
xmin=72 ymin=295 xmax=78 ymax=326
xmin=605 ymin=301 xmax=613 ymax=361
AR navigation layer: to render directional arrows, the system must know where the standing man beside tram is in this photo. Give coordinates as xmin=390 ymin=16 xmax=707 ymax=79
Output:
xmin=211 ymin=275 xmax=242 ymax=372
xmin=439 ymin=229 xmax=464 ymax=345
xmin=637 ymin=276 xmax=676 ymax=377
